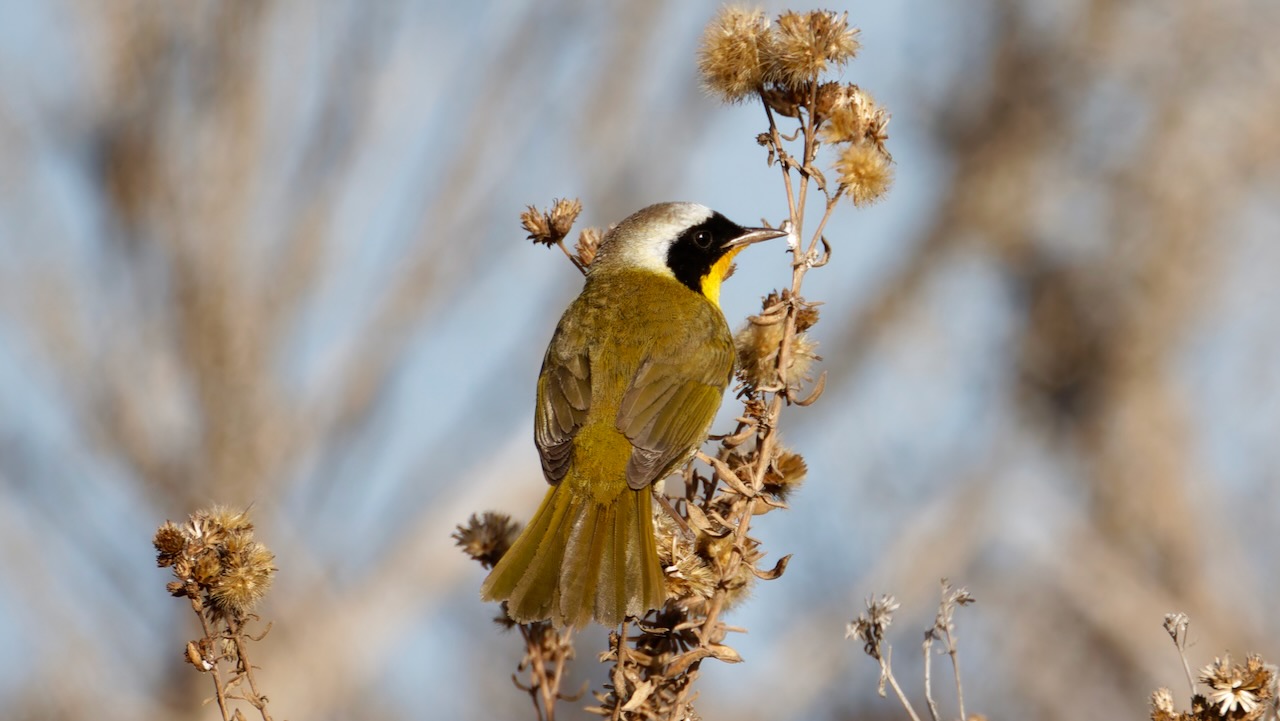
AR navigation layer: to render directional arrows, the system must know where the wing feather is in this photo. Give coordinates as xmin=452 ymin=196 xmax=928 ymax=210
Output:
xmin=618 ymin=333 xmax=734 ymax=491
xmin=535 ymin=345 xmax=591 ymax=484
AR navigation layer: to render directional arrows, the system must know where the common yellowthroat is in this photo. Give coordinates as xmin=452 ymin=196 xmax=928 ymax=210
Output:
xmin=482 ymin=202 xmax=787 ymax=628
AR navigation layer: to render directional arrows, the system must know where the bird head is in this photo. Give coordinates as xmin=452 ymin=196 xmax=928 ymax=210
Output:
xmin=589 ymin=202 xmax=787 ymax=306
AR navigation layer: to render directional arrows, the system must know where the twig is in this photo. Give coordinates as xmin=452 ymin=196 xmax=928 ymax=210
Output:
xmin=922 ymin=630 xmax=941 ymax=721
xmin=944 ymin=620 xmax=967 ymax=721
xmin=229 ymin=616 xmax=275 ymax=721
xmin=193 ymin=598 xmax=233 ymax=721
xmin=881 ymin=647 xmax=925 ymax=721
xmin=1163 ymin=612 xmax=1198 ymax=697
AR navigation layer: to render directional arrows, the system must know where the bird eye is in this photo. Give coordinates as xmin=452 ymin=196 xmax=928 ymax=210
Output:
xmin=693 ymin=231 xmax=713 ymax=249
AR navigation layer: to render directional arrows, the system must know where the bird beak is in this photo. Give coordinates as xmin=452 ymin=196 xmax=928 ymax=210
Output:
xmin=726 ymin=226 xmax=790 ymax=249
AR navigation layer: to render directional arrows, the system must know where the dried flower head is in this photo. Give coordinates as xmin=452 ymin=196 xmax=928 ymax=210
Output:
xmin=761 ymin=449 xmax=807 ymax=501
xmin=453 ymin=512 xmax=520 ymax=569
xmin=698 ymin=7 xmax=773 ymax=103
xmin=708 ymin=531 xmax=760 ymax=611
xmin=154 ymin=506 xmax=276 ymax=619
xmin=735 ymin=315 xmax=820 ymax=388
xmin=654 ymin=511 xmax=717 ymax=609
xmin=209 ymin=505 xmax=254 ymax=535
xmin=764 ymin=10 xmax=860 ymax=89
xmin=1150 ymin=687 xmax=1177 ymax=719
xmin=835 ymin=140 xmax=893 ymax=206
xmin=575 ymin=227 xmax=603 ymax=268
xmin=210 ymin=541 xmax=276 ymax=616
xmin=1164 ymin=611 xmax=1190 ymax=640
xmin=192 ymin=550 xmax=223 ymax=585
xmin=736 ymin=287 xmax=821 ymax=389
xmin=820 ymin=84 xmax=890 ymax=153
xmin=846 ymin=594 xmax=899 ymax=659
xmin=758 ymin=289 xmax=820 ymax=331
xmin=521 ymin=198 xmax=582 ymax=247
xmin=154 ymin=521 xmax=186 ymax=567
xmin=1197 ymin=654 xmax=1276 ymax=720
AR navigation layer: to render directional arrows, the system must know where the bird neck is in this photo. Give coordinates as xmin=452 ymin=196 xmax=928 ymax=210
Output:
xmin=699 ymin=246 xmax=743 ymax=308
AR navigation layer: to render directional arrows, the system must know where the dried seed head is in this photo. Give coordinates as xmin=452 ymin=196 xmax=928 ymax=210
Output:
xmin=713 ymin=533 xmax=760 ymax=611
xmin=453 ymin=512 xmax=521 ymax=569
xmin=575 ymin=227 xmax=603 ymax=268
xmin=521 ymin=198 xmax=582 ymax=247
xmin=1197 ymin=653 xmax=1276 ymax=720
xmin=735 ymin=315 xmax=783 ymax=386
xmin=210 ymin=542 xmax=276 ymax=617
xmin=521 ymin=205 xmax=553 ymax=244
xmin=735 ymin=319 xmax=820 ymax=388
xmin=208 ymin=505 xmax=254 ymax=536
xmin=762 ymin=449 xmax=807 ymax=501
xmin=155 ymin=506 xmax=276 ymax=617
xmin=1149 ymin=687 xmax=1176 ymax=718
xmin=795 ymin=304 xmax=820 ymax=332
xmin=764 ymin=10 xmax=860 ymax=89
xmin=192 ymin=550 xmax=223 ymax=585
xmin=1163 ymin=611 xmax=1190 ymax=640
xmin=820 ymin=84 xmax=890 ymax=153
xmin=835 ymin=140 xmax=894 ymax=207
xmin=788 ymin=334 xmax=819 ymax=382
xmin=760 ymin=289 xmax=819 ymax=331
xmin=654 ymin=512 xmax=717 ymax=609
xmin=548 ymin=198 xmax=582 ymax=239
xmin=812 ymin=81 xmax=843 ymax=123
xmin=154 ymin=522 xmax=186 ymax=567
xmin=736 ymin=291 xmax=823 ymax=388
xmin=698 ymin=7 xmax=773 ymax=103
xmin=847 ymin=594 xmax=899 ymax=659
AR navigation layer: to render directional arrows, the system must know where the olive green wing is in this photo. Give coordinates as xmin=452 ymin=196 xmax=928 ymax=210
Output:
xmin=616 ymin=334 xmax=735 ymax=491
xmin=534 ymin=340 xmax=591 ymax=485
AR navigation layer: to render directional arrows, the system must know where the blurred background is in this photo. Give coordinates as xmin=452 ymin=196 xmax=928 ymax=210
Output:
xmin=1 ymin=1 xmax=1278 ymax=719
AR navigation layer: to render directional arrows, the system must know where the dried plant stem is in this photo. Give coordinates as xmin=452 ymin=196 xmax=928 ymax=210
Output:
xmin=515 ymin=623 xmax=576 ymax=721
xmin=764 ymin=104 xmax=800 ymax=225
xmin=922 ymin=632 xmax=941 ymax=721
xmin=853 ymin=585 xmax=975 ymax=721
xmin=556 ymin=239 xmax=588 ymax=276
xmin=792 ymin=82 xmax=819 ymax=236
xmin=610 ymin=622 xmax=627 ymax=721
xmin=1164 ymin=613 xmax=1199 ymax=696
xmin=228 ymin=616 xmax=275 ymax=721
xmin=944 ymin=624 xmax=966 ymax=721
xmin=1179 ymin=650 xmax=1198 ymax=699
xmin=192 ymin=598 xmax=234 ymax=721
xmin=666 ymin=81 xmax=841 ymax=720
xmin=158 ymin=508 xmax=279 ymax=721
xmin=881 ymin=647 xmax=925 ymax=721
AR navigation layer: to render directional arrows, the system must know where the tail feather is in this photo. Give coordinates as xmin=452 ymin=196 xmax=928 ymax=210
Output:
xmin=481 ymin=482 xmax=666 ymax=627
xmin=558 ymin=492 xmax=603 ymax=627
xmin=626 ymin=486 xmax=665 ymax=621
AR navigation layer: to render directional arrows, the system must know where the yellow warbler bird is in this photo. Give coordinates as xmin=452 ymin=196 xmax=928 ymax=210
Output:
xmin=482 ymin=202 xmax=786 ymax=628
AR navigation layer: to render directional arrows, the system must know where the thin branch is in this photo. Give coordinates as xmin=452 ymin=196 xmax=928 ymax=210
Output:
xmin=923 ymin=631 xmax=941 ymax=721
xmin=880 ymin=647 xmax=925 ymax=721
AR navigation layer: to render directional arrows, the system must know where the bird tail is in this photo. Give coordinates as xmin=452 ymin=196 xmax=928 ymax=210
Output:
xmin=481 ymin=482 xmax=666 ymax=628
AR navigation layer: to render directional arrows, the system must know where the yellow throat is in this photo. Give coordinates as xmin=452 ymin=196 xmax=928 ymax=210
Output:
xmin=699 ymin=246 xmax=743 ymax=307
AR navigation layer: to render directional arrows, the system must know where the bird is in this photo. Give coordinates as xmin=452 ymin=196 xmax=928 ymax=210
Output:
xmin=481 ymin=201 xmax=787 ymax=628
